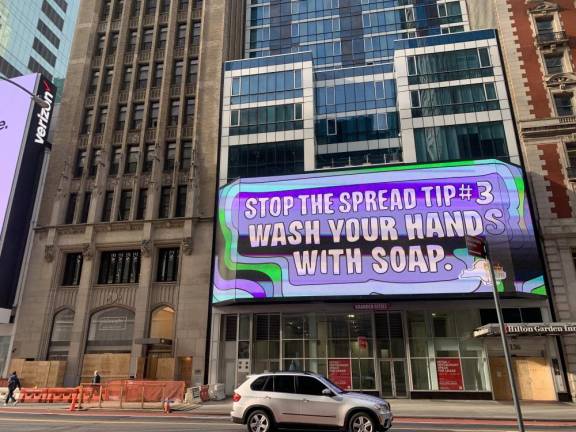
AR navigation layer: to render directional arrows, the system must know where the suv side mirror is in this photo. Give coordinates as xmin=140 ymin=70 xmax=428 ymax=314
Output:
xmin=322 ymin=388 xmax=333 ymax=397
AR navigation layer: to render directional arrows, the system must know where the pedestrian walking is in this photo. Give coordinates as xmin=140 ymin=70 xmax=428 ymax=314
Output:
xmin=92 ymin=370 xmax=101 ymax=385
xmin=4 ymin=372 xmax=21 ymax=406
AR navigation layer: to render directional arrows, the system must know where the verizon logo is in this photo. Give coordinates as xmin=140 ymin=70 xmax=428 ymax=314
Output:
xmin=34 ymin=81 xmax=54 ymax=145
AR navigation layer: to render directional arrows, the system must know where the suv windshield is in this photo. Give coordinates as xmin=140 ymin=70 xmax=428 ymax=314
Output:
xmin=318 ymin=375 xmax=346 ymax=394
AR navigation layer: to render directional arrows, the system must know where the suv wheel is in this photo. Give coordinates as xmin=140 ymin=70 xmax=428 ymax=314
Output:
xmin=247 ymin=410 xmax=273 ymax=432
xmin=349 ymin=412 xmax=375 ymax=432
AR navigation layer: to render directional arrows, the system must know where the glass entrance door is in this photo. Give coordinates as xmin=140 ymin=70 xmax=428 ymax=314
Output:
xmin=375 ymin=312 xmax=408 ymax=398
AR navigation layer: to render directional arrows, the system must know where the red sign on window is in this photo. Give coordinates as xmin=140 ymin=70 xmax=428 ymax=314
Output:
xmin=328 ymin=359 xmax=352 ymax=390
xmin=436 ymin=358 xmax=464 ymax=391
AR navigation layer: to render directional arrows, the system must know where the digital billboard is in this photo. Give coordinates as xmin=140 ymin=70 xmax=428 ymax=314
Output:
xmin=213 ymin=160 xmax=546 ymax=303
xmin=0 ymin=74 xmax=55 ymax=310
xmin=0 ymin=75 xmax=40 ymax=236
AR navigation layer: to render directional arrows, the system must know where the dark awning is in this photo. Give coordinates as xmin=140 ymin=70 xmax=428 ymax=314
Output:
xmin=473 ymin=322 xmax=576 ymax=337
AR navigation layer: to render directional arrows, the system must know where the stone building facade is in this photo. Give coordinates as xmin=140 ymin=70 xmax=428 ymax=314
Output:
xmin=10 ymin=0 xmax=244 ymax=386
xmin=485 ymin=0 xmax=576 ymax=399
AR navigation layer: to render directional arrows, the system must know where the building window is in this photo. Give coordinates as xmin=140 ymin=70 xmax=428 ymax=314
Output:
xmin=117 ymin=105 xmax=128 ymax=130
xmin=80 ymin=192 xmax=91 ymax=223
xmin=185 ymin=98 xmax=195 ymax=125
xmin=143 ymin=144 xmax=155 ymax=172
xmin=136 ymin=188 xmax=148 ymax=219
xmin=118 ymin=190 xmax=132 ymax=221
xmin=180 ymin=141 xmax=192 ymax=170
xmin=327 ymin=118 xmax=337 ymax=135
xmin=536 ymin=16 xmax=555 ymax=38
xmin=157 ymin=248 xmax=180 ymax=282
xmin=86 ymin=307 xmax=135 ymax=353
xmin=96 ymin=107 xmax=108 ymax=133
xmin=47 ymin=309 xmax=74 ymax=360
xmin=164 ymin=142 xmax=177 ymax=171
xmin=187 ymin=60 xmax=198 ymax=85
xmin=98 ymin=250 xmax=141 ymax=284
xmin=554 ymin=93 xmax=574 ymax=117
xmin=101 ymin=191 xmax=114 ymax=222
xmin=227 ymin=140 xmax=305 ymax=180
xmin=229 ymin=103 xmax=304 ymax=136
xmin=172 ymin=60 xmax=184 ymax=85
xmin=74 ymin=150 xmax=87 ymax=177
xmin=65 ymin=193 xmax=77 ymax=224
xmin=113 ymin=0 xmax=124 ymax=19
xmin=191 ymin=22 xmax=201 ymax=46
xmin=178 ymin=0 xmax=189 ymax=12
xmin=122 ymin=66 xmax=133 ymax=90
xmin=109 ymin=146 xmax=122 ymax=175
xmin=408 ymin=48 xmax=494 ymax=85
xmin=415 ymin=121 xmax=508 ymax=162
xmin=177 ymin=24 xmax=187 ymax=48
xmin=82 ymin=109 xmax=94 ymax=134
xmin=566 ymin=142 xmax=576 ymax=168
xmin=88 ymin=70 xmax=99 ymax=94
xmin=132 ymin=104 xmax=145 ymax=129
xmin=169 ymin=100 xmax=180 ymax=126
xmin=96 ymin=34 xmax=106 ymax=56
xmin=145 ymin=0 xmax=156 ymax=14
xmin=175 ymin=185 xmax=187 ymax=217
xmin=157 ymin=26 xmax=168 ymax=49
xmin=127 ymin=31 xmax=138 ymax=52
xmin=141 ymin=28 xmax=154 ymax=50
xmin=544 ymin=53 xmax=564 ymax=75
xmin=159 ymin=187 xmax=171 ymax=218
xmin=103 ymin=68 xmax=112 ymax=93
xmin=153 ymin=62 xmax=164 ymax=87
xmin=149 ymin=101 xmax=160 ymax=128
xmin=62 ymin=253 xmax=83 ymax=286
xmin=137 ymin=65 xmax=149 ymax=89
xmin=108 ymin=32 xmax=119 ymax=55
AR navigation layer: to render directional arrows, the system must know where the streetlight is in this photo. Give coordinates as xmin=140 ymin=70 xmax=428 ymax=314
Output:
xmin=0 ymin=76 xmax=51 ymax=109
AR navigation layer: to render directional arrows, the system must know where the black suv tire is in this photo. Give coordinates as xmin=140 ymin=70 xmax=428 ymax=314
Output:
xmin=348 ymin=411 xmax=377 ymax=432
xmin=246 ymin=409 xmax=275 ymax=432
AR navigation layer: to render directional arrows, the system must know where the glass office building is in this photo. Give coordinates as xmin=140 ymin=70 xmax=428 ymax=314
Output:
xmin=218 ymin=1 xmax=518 ymax=184
xmin=211 ymin=1 xmax=568 ymax=400
xmin=0 ymin=0 xmax=79 ymax=83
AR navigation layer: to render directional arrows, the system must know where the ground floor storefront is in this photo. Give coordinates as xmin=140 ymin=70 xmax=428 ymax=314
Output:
xmin=209 ymin=299 xmax=571 ymax=401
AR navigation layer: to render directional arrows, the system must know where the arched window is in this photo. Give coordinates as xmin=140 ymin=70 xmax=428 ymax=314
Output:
xmin=48 ymin=309 xmax=75 ymax=360
xmin=149 ymin=306 xmax=175 ymax=339
xmin=86 ymin=307 xmax=135 ymax=353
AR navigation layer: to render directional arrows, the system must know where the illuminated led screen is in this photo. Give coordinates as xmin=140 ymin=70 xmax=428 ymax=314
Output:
xmin=0 ymin=74 xmax=38 ymax=237
xmin=213 ymin=160 xmax=546 ymax=303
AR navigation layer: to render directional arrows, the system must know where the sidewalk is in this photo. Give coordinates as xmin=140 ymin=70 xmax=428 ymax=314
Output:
xmin=190 ymin=398 xmax=576 ymax=422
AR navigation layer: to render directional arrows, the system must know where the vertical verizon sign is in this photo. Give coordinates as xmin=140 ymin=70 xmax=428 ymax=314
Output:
xmin=0 ymin=74 xmax=56 ymax=309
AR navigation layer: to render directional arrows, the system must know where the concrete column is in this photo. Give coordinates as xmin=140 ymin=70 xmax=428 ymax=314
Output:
xmin=129 ymin=230 xmax=154 ymax=377
xmin=63 ymin=246 xmax=94 ymax=386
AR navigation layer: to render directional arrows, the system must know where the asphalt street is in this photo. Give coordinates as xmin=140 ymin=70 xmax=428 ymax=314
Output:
xmin=0 ymin=413 xmax=573 ymax=432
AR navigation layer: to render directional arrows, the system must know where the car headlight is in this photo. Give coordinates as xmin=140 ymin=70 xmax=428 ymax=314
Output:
xmin=375 ymin=402 xmax=390 ymax=412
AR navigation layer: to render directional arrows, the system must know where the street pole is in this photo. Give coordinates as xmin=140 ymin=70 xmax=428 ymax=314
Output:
xmin=0 ymin=76 xmax=50 ymax=108
xmin=486 ymin=243 xmax=525 ymax=432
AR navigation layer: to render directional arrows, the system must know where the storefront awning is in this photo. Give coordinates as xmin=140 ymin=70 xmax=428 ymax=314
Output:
xmin=473 ymin=322 xmax=576 ymax=337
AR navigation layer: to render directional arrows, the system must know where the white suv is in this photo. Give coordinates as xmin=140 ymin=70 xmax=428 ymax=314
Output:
xmin=231 ymin=372 xmax=393 ymax=432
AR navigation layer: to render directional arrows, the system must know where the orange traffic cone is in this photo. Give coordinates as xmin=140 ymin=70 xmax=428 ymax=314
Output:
xmin=69 ymin=394 xmax=77 ymax=412
xmin=163 ymin=400 xmax=171 ymax=414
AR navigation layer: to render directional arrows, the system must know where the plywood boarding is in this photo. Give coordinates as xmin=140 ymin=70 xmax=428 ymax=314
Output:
xmin=8 ymin=359 xmax=66 ymax=388
xmin=489 ymin=357 xmax=513 ymax=401
xmin=489 ymin=357 xmax=557 ymax=401
xmin=80 ymin=354 xmax=131 ymax=383
xmin=155 ymin=358 xmax=175 ymax=381
xmin=515 ymin=357 xmax=556 ymax=401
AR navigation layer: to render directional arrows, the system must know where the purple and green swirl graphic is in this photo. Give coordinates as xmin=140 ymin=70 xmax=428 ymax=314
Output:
xmin=213 ymin=160 xmax=546 ymax=303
